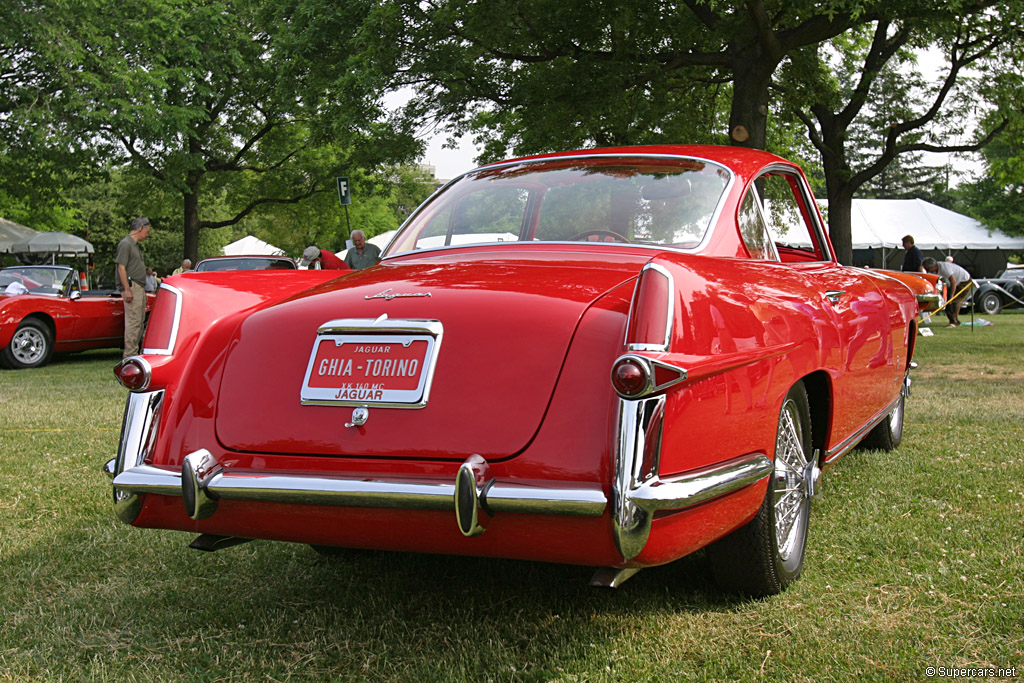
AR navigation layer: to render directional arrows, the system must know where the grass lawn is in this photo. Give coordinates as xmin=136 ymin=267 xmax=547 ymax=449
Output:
xmin=1 ymin=314 xmax=1022 ymax=681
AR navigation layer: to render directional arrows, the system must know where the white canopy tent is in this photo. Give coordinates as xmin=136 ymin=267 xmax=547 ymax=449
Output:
xmin=0 ymin=218 xmax=38 ymax=254
xmin=221 ymin=235 xmax=286 ymax=256
xmin=831 ymin=199 xmax=1024 ymax=276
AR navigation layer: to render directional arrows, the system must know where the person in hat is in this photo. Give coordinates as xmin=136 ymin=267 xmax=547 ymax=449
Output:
xmin=300 ymin=245 xmax=349 ymax=270
xmin=116 ymin=217 xmax=151 ymax=357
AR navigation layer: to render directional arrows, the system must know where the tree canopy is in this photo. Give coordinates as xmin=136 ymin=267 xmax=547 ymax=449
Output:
xmin=780 ymin=8 xmax=1022 ymax=262
xmin=379 ymin=0 xmax=1023 ymax=261
xmin=2 ymin=0 xmax=1021 ymax=265
xmin=1 ymin=0 xmax=423 ymax=263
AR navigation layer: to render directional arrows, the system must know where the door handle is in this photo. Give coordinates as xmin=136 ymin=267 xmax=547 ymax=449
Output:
xmin=825 ymin=290 xmax=846 ymax=306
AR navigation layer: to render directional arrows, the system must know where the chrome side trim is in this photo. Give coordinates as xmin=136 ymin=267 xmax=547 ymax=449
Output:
xmin=822 ymin=393 xmax=902 ymax=469
xmin=110 ymin=453 xmax=608 ymax=524
xmin=110 ymin=390 xmax=165 ymax=523
xmin=613 ymin=396 xmax=774 ymax=560
xmin=627 ymin=454 xmax=774 ymax=513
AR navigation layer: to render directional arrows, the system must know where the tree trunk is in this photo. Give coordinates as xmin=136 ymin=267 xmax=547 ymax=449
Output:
xmin=183 ymin=187 xmax=200 ymax=264
xmin=728 ymin=46 xmax=778 ymax=151
xmin=826 ymin=185 xmax=856 ymax=266
xmin=182 ymin=135 xmax=203 ymax=264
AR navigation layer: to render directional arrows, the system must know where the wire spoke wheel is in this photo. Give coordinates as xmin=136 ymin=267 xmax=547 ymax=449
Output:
xmin=773 ymin=397 xmax=810 ymax=562
xmin=708 ymin=382 xmax=814 ymax=597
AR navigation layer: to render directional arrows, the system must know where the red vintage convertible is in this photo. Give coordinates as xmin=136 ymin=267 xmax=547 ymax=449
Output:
xmin=0 ymin=265 xmax=153 ymax=369
xmin=108 ymin=146 xmax=920 ymax=596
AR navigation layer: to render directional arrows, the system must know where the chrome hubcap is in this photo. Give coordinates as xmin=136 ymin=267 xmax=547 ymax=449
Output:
xmin=12 ymin=328 xmax=46 ymax=364
xmin=773 ymin=399 xmax=810 ymax=561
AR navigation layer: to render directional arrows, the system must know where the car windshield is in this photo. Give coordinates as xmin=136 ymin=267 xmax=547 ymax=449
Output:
xmin=386 ymin=156 xmax=732 ymax=256
xmin=195 ymin=257 xmax=296 ymax=272
xmin=0 ymin=266 xmax=74 ymax=294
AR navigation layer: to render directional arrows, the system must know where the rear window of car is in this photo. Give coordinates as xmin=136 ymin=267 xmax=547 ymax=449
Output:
xmin=387 ymin=156 xmax=731 ymax=255
xmin=195 ymin=258 xmax=296 ymax=272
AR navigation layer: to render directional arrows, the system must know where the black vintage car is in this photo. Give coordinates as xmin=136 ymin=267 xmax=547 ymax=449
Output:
xmin=968 ymin=267 xmax=1024 ymax=314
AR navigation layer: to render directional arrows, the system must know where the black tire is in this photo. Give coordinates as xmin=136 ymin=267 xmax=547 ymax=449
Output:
xmin=1 ymin=318 xmax=53 ymax=369
xmin=979 ymin=291 xmax=1002 ymax=315
xmin=859 ymin=378 xmax=905 ymax=452
xmin=707 ymin=382 xmax=814 ymax=597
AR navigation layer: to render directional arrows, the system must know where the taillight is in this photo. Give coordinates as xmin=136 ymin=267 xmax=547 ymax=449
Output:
xmin=142 ymin=284 xmax=182 ymax=355
xmin=612 ymin=357 xmax=649 ymax=397
xmin=114 ymin=357 xmax=152 ymax=391
xmin=611 ymin=354 xmax=687 ymax=399
xmin=626 ymin=264 xmax=673 ymax=351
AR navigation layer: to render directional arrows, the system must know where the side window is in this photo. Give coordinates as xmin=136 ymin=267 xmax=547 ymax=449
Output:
xmin=754 ymin=171 xmax=826 ymax=262
xmin=738 ymin=189 xmax=775 ymax=260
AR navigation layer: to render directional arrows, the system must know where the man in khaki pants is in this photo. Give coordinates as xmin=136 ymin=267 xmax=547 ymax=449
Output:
xmin=116 ymin=217 xmax=151 ymax=357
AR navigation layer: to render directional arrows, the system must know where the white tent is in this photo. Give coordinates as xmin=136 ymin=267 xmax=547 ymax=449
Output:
xmin=0 ymin=218 xmax=38 ymax=254
xmin=221 ymin=235 xmax=285 ymax=256
xmin=829 ymin=199 xmax=1024 ymax=276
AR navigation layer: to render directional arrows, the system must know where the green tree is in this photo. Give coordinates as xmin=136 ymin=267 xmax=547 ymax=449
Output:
xmin=4 ymin=0 xmax=418 ymax=263
xmin=361 ymin=0 xmax=1020 ymax=264
xmin=380 ymin=0 xmax=986 ymax=158
xmin=951 ymin=116 xmax=1024 ymax=237
xmin=244 ymin=164 xmax=435 ymax=257
xmin=780 ymin=10 xmax=1019 ymax=263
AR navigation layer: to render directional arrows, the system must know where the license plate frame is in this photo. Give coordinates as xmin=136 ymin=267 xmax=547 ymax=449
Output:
xmin=300 ymin=318 xmax=443 ymax=408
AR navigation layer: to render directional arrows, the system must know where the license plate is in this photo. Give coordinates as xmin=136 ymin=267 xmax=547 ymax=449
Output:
xmin=300 ymin=320 xmax=442 ymax=408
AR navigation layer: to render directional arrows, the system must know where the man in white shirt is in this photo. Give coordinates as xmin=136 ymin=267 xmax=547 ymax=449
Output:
xmin=924 ymin=257 xmax=972 ymax=327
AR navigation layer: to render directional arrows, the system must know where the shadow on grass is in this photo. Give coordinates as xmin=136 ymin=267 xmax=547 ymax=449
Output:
xmin=3 ymin=520 xmax=750 ymax=678
xmin=50 ymin=347 xmax=125 ymax=367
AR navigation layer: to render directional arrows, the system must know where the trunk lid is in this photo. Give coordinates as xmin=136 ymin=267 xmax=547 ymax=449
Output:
xmin=214 ymin=248 xmax=646 ymax=460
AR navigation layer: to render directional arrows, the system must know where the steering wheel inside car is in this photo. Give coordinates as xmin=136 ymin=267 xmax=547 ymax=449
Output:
xmin=568 ymin=230 xmax=631 ymax=243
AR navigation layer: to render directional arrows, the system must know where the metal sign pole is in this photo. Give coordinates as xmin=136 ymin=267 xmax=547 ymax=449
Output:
xmin=337 ymin=176 xmax=352 ymax=241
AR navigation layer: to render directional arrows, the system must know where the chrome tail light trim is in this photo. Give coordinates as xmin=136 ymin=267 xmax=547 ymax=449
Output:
xmin=613 ymin=396 xmax=774 ymax=561
xmin=107 ymin=390 xmax=165 ymax=524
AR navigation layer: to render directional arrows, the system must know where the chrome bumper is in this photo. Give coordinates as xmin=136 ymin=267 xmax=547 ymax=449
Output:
xmin=108 ymin=391 xmax=773 ymax=559
xmin=612 ymin=396 xmax=774 ymax=560
xmin=917 ymin=292 xmax=942 ymax=312
xmin=106 ymin=391 xmax=607 ymax=531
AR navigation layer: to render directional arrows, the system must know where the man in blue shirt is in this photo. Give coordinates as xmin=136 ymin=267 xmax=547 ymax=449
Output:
xmin=901 ymin=235 xmax=924 ymax=272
